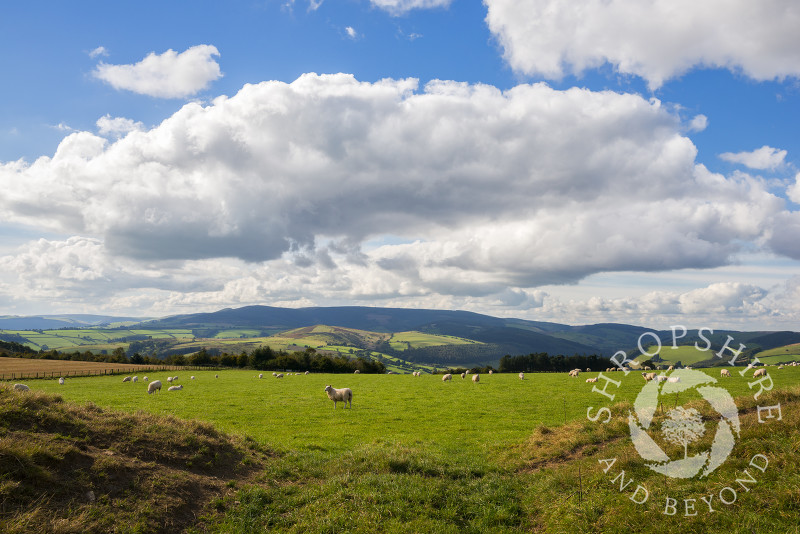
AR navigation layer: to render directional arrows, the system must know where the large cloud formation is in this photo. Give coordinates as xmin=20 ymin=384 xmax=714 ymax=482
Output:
xmin=0 ymin=74 xmax=796 ymax=321
xmin=484 ymin=0 xmax=800 ymax=88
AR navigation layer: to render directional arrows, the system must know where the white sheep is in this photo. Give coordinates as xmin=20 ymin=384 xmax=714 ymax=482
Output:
xmin=778 ymin=365 xmax=784 ymax=370
xmin=642 ymin=372 xmax=656 ymax=381
xmin=753 ymin=368 xmax=767 ymax=378
xmin=58 ymin=377 xmax=65 ymax=385
xmin=472 ymin=373 xmax=480 ymax=383
xmin=667 ymin=376 xmax=681 ymax=383
xmin=132 ymin=376 xmax=138 ymax=383
xmin=354 ymin=370 xmax=360 ymax=374
xmin=585 ymin=377 xmax=598 ymax=383
xmin=168 ymin=385 xmax=183 ymax=391
xmin=461 ymin=372 xmax=466 ymax=379
xmin=324 ymin=385 xmax=352 ymax=409
xmin=442 ymin=373 xmax=452 ymax=382
xmin=720 ymin=369 xmax=731 ymax=377
xmin=465 ymin=370 xmax=471 ymax=374
xmin=147 ymin=380 xmax=162 ymax=394
xmin=259 ymin=374 xmax=264 ymax=379
xmin=13 ymin=383 xmax=30 ymax=392
xmin=191 ymin=376 xmax=195 ymax=380
xmin=167 ymin=377 xmax=174 ymax=383
xmin=656 ymin=375 xmax=668 ymax=382
xmin=305 ymin=371 xmax=310 ymax=375
xmin=519 ymin=372 xmax=525 ymax=380
xmin=122 ymin=376 xmax=132 ymax=383
xmin=667 ymin=366 xmax=674 ymax=371
xmin=143 ymin=376 xmax=148 ymax=382
xmin=276 ymin=373 xmax=284 ymax=378
xmin=585 ymin=368 xmax=591 ymax=372
xmin=173 ymin=376 xmax=178 ymax=381
xmin=488 ymin=370 xmax=493 ymax=375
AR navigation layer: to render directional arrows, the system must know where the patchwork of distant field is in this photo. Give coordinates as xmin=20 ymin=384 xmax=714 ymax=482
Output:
xmin=0 ymin=325 xmax=477 ymax=373
xmin=21 ymin=367 xmax=800 ymax=457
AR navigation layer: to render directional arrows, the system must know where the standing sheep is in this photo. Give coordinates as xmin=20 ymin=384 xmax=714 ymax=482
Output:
xmin=720 ymin=369 xmax=731 ymax=377
xmin=354 ymin=370 xmax=360 ymax=374
xmin=132 ymin=376 xmax=138 ymax=383
xmin=753 ymin=368 xmax=767 ymax=378
xmin=276 ymin=373 xmax=284 ymax=378
xmin=58 ymin=377 xmax=65 ymax=385
xmin=122 ymin=376 xmax=132 ymax=383
xmin=442 ymin=374 xmax=452 ymax=382
xmin=147 ymin=380 xmax=162 ymax=394
xmin=13 ymin=384 xmax=30 ymax=392
xmin=519 ymin=372 xmax=525 ymax=380
xmin=324 ymin=385 xmax=352 ymax=409
xmin=642 ymin=372 xmax=657 ymax=381
xmin=461 ymin=372 xmax=466 ymax=379
xmin=472 ymin=374 xmax=480 ymax=383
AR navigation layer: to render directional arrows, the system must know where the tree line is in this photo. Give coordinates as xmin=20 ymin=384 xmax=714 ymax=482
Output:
xmin=497 ymin=352 xmax=608 ymax=373
xmin=1 ymin=345 xmax=386 ymax=374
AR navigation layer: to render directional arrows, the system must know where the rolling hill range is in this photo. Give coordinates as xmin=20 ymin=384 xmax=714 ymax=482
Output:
xmin=2 ymin=305 xmax=800 ymax=367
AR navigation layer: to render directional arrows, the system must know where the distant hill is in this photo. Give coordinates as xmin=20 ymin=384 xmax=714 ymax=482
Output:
xmin=0 ymin=314 xmax=143 ymax=330
xmin=2 ymin=306 xmax=797 ymax=366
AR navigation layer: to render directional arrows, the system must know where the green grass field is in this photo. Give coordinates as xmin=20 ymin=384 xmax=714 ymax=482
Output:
xmin=5 ymin=367 xmax=800 ymax=533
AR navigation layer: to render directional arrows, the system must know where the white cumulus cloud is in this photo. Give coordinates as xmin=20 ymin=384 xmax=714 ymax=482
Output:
xmin=719 ymin=145 xmax=788 ymax=170
xmin=0 ymin=73 xmax=795 ymax=314
xmin=93 ymin=45 xmax=222 ymax=98
xmin=96 ymin=115 xmax=144 ymax=138
xmin=484 ymin=0 xmax=800 ymax=88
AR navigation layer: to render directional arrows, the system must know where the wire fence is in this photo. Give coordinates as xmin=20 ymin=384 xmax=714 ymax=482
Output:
xmin=0 ymin=365 xmax=211 ymax=381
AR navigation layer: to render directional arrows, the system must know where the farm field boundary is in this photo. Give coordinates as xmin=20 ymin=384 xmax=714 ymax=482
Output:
xmin=0 ymin=356 xmax=208 ymax=380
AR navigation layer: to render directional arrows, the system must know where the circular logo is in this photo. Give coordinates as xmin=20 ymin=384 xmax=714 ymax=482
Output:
xmin=628 ymin=369 xmax=740 ymax=479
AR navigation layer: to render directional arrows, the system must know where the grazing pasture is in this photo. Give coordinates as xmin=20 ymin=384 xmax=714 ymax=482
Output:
xmin=6 ymin=367 xmax=800 ymax=533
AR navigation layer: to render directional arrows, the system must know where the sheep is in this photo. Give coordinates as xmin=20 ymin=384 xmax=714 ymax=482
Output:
xmin=667 ymin=366 xmax=674 ymax=371
xmin=276 ymin=373 xmax=284 ymax=378
xmin=13 ymin=383 xmax=30 ymax=392
xmin=642 ymin=372 xmax=656 ymax=381
xmin=305 ymin=371 xmax=310 ymax=375
xmin=58 ymin=377 xmax=65 ymax=385
xmin=442 ymin=373 xmax=452 ymax=382
xmin=667 ymin=376 xmax=681 ymax=383
xmin=172 ymin=376 xmax=178 ymax=381
xmin=568 ymin=369 xmax=580 ymax=377
xmin=585 ymin=377 xmax=598 ymax=383
xmin=132 ymin=376 xmax=138 ymax=383
xmin=143 ymin=376 xmax=148 ymax=382
xmin=191 ymin=376 xmax=196 ymax=380
xmin=753 ymin=368 xmax=767 ymax=378
xmin=167 ymin=377 xmax=174 ymax=383
xmin=465 ymin=370 xmax=471 ymax=374
xmin=656 ymin=375 xmax=668 ymax=382
xmin=519 ymin=372 xmax=525 ymax=380
xmin=168 ymin=385 xmax=183 ymax=391
xmin=147 ymin=380 xmax=162 ymax=394
xmin=472 ymin=374 xmax=480 ymax=383
xmin=354 ymin=370 xmax=360 ymax=374
xmin=324 ymin=385 xmax=352 ymax=409
xmin=778 ymin=365 xmax=784 ymax=370
xmin=122 ymin=376 xmax=132 ymax=383
xmin=215 ymin=374 xmax=219 ymax=378
xmin=259 ymin=374 xmax=264 ymax=379
xmin=461 ymin=372 xmax=466 ymax=379
xmin=720 ymin=369 xmax=731 ymax=377
xmin=488 ymin=370 xmax=493 ymax=375
xmin=585 ymin=368 xmax=591 ymax=373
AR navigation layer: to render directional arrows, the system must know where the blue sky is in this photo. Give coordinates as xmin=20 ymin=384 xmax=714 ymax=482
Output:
xmin=1 ymin=0 xmax=799 ymax=330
